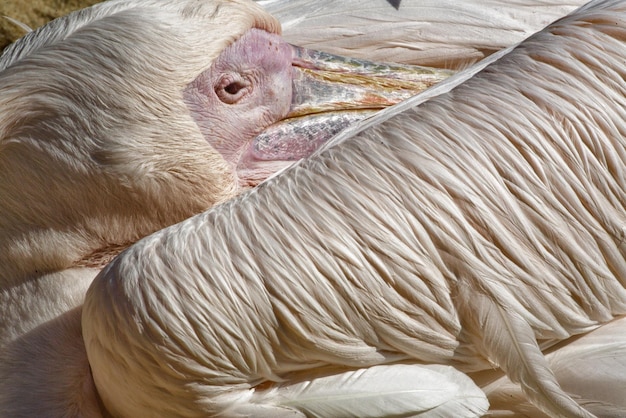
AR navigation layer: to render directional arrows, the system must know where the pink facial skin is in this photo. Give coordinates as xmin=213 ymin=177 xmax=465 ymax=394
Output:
xmin=183 ymin=28 xmax=294 ymax=187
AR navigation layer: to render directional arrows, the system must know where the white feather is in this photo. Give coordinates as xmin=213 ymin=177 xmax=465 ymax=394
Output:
xmin=479 ymin=316 xmax=626 ymax=417
xmin=242 ymin=364 xmax=488 ymax=418
xmin=458 ymin=286 xmax=593 ymax=418
xmin=258 ymin=0 xmax=585 ymax=68
xmin=2 ymin=16 xmax=32 ymax=34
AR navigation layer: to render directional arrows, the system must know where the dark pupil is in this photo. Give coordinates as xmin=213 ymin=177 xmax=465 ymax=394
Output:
xmin=225 ymin=82 xmax=243 ymax=95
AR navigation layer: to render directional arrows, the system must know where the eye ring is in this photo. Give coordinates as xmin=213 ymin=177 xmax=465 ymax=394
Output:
xmin=215 ymin=73 xmax=250 ymax=104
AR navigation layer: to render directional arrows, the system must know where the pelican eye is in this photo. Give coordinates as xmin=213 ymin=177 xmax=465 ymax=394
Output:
xmin=215 ymin=73 xmax=250 ymax=104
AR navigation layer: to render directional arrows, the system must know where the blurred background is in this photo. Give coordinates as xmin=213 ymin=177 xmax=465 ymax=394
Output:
xmin=0 ymin=0 xmax=100 ymax=52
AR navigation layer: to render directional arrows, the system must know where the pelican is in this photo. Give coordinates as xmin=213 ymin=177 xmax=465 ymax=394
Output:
xmin=78 ymin=0 xmax=626 ymax=417
xmin=0 ymin=0 xmax=453 ymax=416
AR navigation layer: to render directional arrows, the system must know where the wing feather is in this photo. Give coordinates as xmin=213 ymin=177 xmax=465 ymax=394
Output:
xmin=246 ymin=364 xmax=488 ymax=418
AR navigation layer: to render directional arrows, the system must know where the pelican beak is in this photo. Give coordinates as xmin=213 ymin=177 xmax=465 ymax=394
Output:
xmin=251 ymin=47 xmax=452 ymax=163
xmin=238 ymin=47 xmax=452 ymax=186
xmin=288 ymin=46 xmax=452 ymax=117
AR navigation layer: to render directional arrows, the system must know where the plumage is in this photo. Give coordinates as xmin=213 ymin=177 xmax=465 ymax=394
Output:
xmin=83 ymin=0 xmax=626 ymax=417
xmin=258 ymin=0 xmax=586 ymax=68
